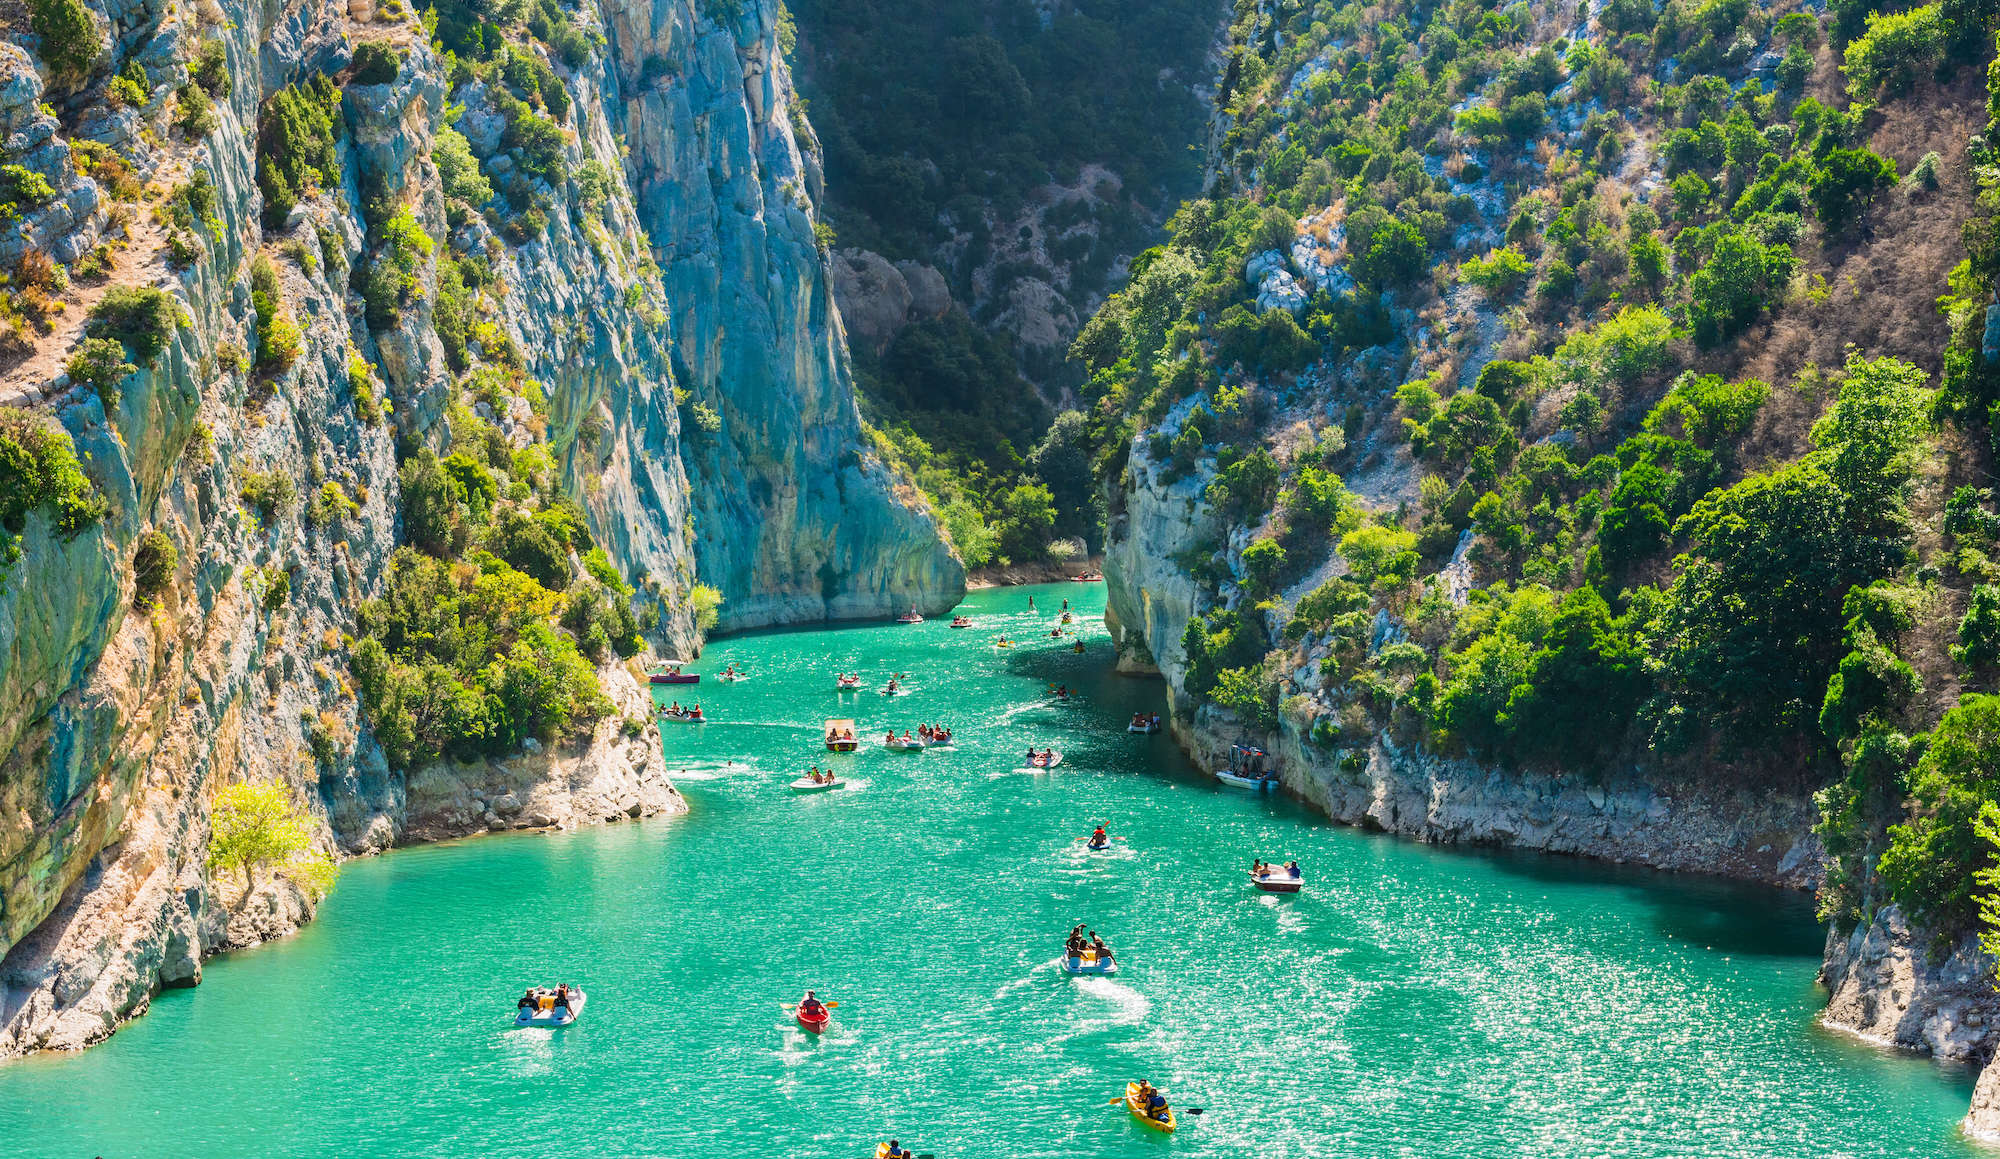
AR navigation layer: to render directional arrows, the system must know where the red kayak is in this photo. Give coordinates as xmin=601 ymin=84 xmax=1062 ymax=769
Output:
xmin=796 ymin=1006 xmax=830 ymax=1034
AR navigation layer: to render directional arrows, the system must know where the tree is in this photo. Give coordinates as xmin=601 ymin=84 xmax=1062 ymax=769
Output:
xmin=207 ymin=782 xmax=315 ymax=887
xmin=1686 ymin=228 xmax=1790 ymax=347
xmin=398 ymin=450 xmax=460 ymax=558
xmin=996 ymin=481 xmax=1057 ymax=562
xmin=1339 ymin=525 xmax=1419 ymax=584
xmin=1842 ymin=4 xmax=1945 ymax=99
xmin=1877 ymin=694 xmax=2000 ymax=933
xmin=1460 ymin=247 xmax=1532 ymax=297
xmin=1955 ymin=584 xmax=2000 ymax=669
xmin=1241 ymin=538 xmax=1286 ymax=596
xmin=1809 ymin=148 xmax=1896 ymax=233
xmin=1027 ymin=410 xmax=1098 ymax=545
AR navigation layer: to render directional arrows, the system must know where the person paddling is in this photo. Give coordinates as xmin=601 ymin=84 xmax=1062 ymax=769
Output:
xmin=1089 ymin=826 xmax=1108 ymax=849
xmin=798 ymin=990 xmax=827 ymax=1020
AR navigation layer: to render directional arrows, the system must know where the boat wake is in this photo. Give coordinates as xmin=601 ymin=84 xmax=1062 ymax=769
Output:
xmin=1071 ymin=976 xmax=1152 ymax=1025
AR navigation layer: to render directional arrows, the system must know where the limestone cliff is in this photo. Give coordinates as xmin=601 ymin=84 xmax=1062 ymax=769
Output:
xmin=602 ymin=0 xmax=962 ymax=630
xmin=0 ymin=0 xmax=950 ymax=1054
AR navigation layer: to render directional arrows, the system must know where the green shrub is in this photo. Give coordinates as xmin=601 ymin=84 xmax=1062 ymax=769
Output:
xmin=256 ymin=77 xmax=343 ymax=227
xmin=206 ymin=782 xmax=316 ymax=885
xmin=65 ymin=337 xmax=136 ymax=409
xmin=87 ymin=286 xmax=182 ymax=364
xmin=1240 ymin=538 xmax=1286 ymax=597
xmin=239 ymin=470 xmax=298 ymax=523
xmin=175 ymin=81 xmax=217 ymax=136
xmin=434 ymin=128 xmax=494 ymax=207
xmin=1955 ymin=585 xmax=2000 ymax=670
xmin=29 ymin=0 xmax=100 ymax=83
xmin=690 ymin=583 xmax=723 ymax=632
xmin=1842 ymin=4 xmax=1944 ymax=100
xmin=189 ymin=38 xmax=230 ymax=97
xmin=0 ymin=410 xmax=107 ymax=554
xmin=131 ymin=529 xmax=176 ymax=608
xmin=1877 ymin=694 xmax=2000 ymax=934
xmin=350 ymin=41 xmax=401 ymax=85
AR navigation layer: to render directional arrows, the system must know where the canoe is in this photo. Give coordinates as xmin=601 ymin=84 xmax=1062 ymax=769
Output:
xmin=1216 ymin=769 xmax=1276 ymax=789
xmin=1125 ymin=1082 xmax=1176 ymax=1134
xmin=796 ymin=1005 xmax=830 ymax=1034
xmin=790 ymin=777 xmax=845 ymax=792
xmin=1252 ymin=872 xmax=1304 ymax=893
xmin=513 ymin=989 xmax=587 ymax=1028
xmin=1059 ymin=951 xmax=1116 ymax=975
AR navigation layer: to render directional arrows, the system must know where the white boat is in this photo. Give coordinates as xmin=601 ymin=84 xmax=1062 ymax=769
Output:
xmin=513 ymin=989 xmax=587 ymax=1028
xmin=882 ymin=737 xmax=924 ymax=751
xmin=790 ymin=776 xmax=845 ymax=792
xmin=835 ymin=677 xmax=862 ymax=691
xmin=1215 ymin=769 xmax=1276 ymax=789
xmin=1127 ymin=720 xmax=1160 ymax=734
xmin=660 ymin=708 xmax=705 ymax=723
xmin=1020 ymin=751 xmax=1063 ymax=771
xmin=896 ymin=610 xmax=924 ymax=623
xmin=924 ymin=739 xmax=956 ymax=750
xmin=1059 ymin=952 xmax=1117 ymax=976
xmin=1251 ymin=871 xmax=1303 ymax=893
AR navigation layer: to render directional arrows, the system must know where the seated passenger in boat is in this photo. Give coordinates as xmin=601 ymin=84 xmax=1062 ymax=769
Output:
xmin=799 ymin=990 xmax=826 ymax=1019
xmin=553 ymin=984 xmax=572 ymax=1012
xmin=1090 ymin=932 xmax=1113 ymax=962
xmin=1253 ymin=859 xmax=1268 ymax=878
xmin=883 ymin=1141 xmax=911 ymax=1159
xmin=1066 ymin=926 xmax=1087 ymax=958
xmin=1286 ymin=860 xmax=1301 ymax=878
xmin=1138 ymin=1081 xmax=1168 ymax=1120
xmin=518 ymin=989 xmax=539 ymax=1011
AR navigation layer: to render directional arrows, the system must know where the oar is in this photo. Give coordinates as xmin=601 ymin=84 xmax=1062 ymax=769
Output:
xmin=1105 ymin=1096 xmax=1205 ymax=1115
xmin=779 ymin=1001 xmax=841 ymax=1010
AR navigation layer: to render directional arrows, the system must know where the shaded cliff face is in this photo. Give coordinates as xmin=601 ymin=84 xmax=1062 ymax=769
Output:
xmin=0 ymin=0 xmax=944 ymax=1052
xmin=602 ymin=0 xmax=963 ymax=630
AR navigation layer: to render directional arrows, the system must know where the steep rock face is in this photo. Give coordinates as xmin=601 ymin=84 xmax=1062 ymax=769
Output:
xmin=1103 ymin=430 xmax=1820 ymax=888
xmin=601 ymin=0 xmax=963 ymax=630
xmin=0 ymin=0 xmax=935 ymax=1054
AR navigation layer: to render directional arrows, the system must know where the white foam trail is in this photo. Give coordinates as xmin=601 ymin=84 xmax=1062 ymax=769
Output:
xmin=1073 ymin=977 xmax=1152 ymax=1024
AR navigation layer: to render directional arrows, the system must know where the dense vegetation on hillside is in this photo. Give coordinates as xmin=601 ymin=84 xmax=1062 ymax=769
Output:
xmin=1051 ymin=0 xmax=2000 ymax=939
xmin=789 ymin=0 xmax=1227 ymax=566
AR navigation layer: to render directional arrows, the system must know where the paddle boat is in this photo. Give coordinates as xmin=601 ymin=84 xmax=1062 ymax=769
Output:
xmin=513 ymin=987 xmax=586 ymax=1028
xmin=1127 ymin=714 xmax=1162 ymax=734
xmin=648 ymin=663 xmax=698 ymax=685
xmin=882 ymin=732 xmax=925 ymax=752
xmin=1252 ymin=861 xmax=1304 ymax=893
xmin=660 ymin=705 xmax=706 ymax=723
xmin=824 ymin=719 xmax=859 ymax=752
xmin=1060 ymin=947 xmax=1116 ymax=975
xmin=895 ymin=608 xmax=925 ymax=624
xmin=1216 ymin=742 xmax=1276 ymax=789
xmin=1023 ymin=749 xmax=1063 ymax=770
xmin=835 ymin=673 xmax=863 ymax=691
xmin=1124 ymin=1082 xmax=1176 ymax=1134
xmin=949 ymin=615 xmax=973 ymax=628
xmin=790 ymin=774 xmax=846 ymax=792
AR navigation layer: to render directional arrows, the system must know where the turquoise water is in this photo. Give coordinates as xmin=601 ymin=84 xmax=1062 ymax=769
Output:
xmin=0 ymin=583 xmax=1979 ymax=1157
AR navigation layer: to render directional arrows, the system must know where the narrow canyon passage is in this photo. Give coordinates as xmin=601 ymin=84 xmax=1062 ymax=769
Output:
xmin=2 ymin=585 xmax=1974 ymax=1157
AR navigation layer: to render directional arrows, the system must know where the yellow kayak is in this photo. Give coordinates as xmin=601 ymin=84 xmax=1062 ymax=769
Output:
xmin=1125 ymin=1082 xmax=1177 ymax=1133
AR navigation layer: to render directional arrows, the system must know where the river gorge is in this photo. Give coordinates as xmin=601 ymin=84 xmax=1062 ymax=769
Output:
xmin=0 ymin=584 xmax=1980 ymax=1157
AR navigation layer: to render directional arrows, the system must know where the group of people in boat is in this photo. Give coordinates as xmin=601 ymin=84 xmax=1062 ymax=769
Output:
xmin=836 ymin=672 xmax=862 ymax=688
xmin=662 ymin=701 xmax=704 ymax=720
xmin=1065 ymin=925 xmax=1115 ymax=964
xmin=1128 ymin=713 xmax=1161 ymax=730
xmin=1024 ymin=747 xmax=1058 ymax=766
xmin=917 ymin=723 xmax=952 ymax=745
xmin=825 ymin=723 xmax=857 ymax=744
xmin=1050 ymin=685 xmax=1075 ymax=701
xmin=517 ymin=984 xmax=576 ymax=1015
xmin=1252 ymin=859 xmax=1302 ymax=880
xmin=801 ymin=766 xmax=840 ymax=785
xmin=1132 ymin=1079 xmax=1170 ymax=1123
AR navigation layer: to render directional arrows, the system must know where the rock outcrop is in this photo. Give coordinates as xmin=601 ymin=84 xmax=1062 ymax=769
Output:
xmin=605 ymin=0 xmax=963 ymax=630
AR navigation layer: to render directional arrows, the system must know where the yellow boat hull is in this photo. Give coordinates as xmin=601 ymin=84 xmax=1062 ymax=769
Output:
xmin=1125 ymin=1082 xmax=1177 ymax=1133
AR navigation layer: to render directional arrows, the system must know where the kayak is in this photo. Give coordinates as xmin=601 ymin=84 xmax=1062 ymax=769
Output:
xmin=1125 ymin=1082 xmax=1176 ymax=1134
xmin=1087 ymin=841 xmax=1109 ymax=851
xmin=1216 ymin=769 xmax=1276 ymax=789
xmin=1252 ymin=871 xmax=1304 ymax=893
xmin=513 ymin=989 xmax=587 ymax=1028
xmin=789 ymin=777 xmax=845 ymax=792
xmin=796 ymin=1005 xmax=830 ymax=1034
xmin=1060 ymin=951 xmax=1116 ymax=975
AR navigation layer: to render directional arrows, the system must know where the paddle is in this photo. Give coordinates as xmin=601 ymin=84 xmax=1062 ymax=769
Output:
xmin=1105 ymin=1096 xmax=1204 ymax=1115
xmin=779 ymin=1001 xmax=840 ymax=1010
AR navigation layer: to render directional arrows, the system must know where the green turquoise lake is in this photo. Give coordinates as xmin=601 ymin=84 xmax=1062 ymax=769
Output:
xmin=0 ymin=583 xmax=1979 ymax=1157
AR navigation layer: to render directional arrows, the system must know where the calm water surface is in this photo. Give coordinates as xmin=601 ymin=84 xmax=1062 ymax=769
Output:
xmin=0 ymin=583 xmax=1978 ymax=1157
